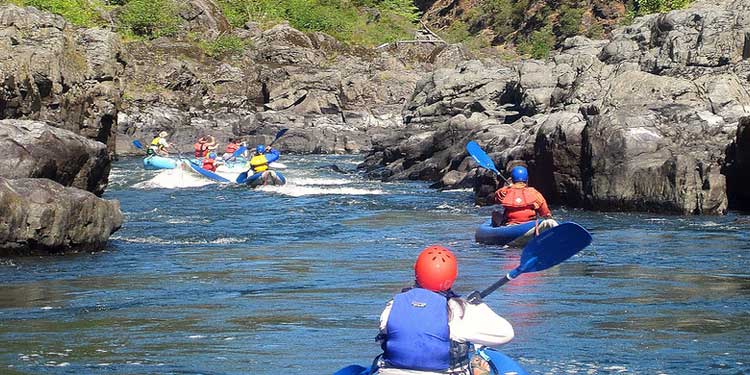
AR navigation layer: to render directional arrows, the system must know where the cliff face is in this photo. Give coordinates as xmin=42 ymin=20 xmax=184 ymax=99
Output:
xmin=116 ymin=23 xmax=462 ymax=156
xmin=0 ymin=5 xmax=124 ymax=255
xmin=0 ymin=5 xmax=125 ymax=151
xmin=360 ymin=0 xmax=750 ymax=214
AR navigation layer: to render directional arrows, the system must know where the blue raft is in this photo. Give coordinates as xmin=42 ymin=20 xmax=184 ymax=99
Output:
xmin=333 ymin=347 xmax=528 ymax=375
xmin=246 ymin=170 xmax=286 ymax=188
xmin=475 ymin=219 xmax=537 ymax=246
xmin=143 ymin=155 xmax=179 ymax=170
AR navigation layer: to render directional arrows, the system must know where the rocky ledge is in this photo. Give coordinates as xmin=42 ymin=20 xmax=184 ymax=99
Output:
xmin=0 ymin=177 xmax=123 ymax=256
xmin=0 ymin=120 xmax=122 ymax=255
xmin=359 ymin=0 xmax=750 ymax=215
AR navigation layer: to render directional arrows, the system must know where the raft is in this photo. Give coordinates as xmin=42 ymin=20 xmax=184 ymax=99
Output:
xmin=475 ymin=218 xmax=559 ymax=246
xmin=246 ymin=170 xmax=286 ymax=187
xmin=143 ymin=155 xmax=179 ymax=170
xmin=333 ymin=347 xmax=528 ymax=375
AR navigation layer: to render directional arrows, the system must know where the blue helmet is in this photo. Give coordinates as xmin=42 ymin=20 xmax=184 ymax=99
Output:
xmin=208 ymin=152 xmax=217 ymax=159
xmin=256 ymin=144 xmax=266 ymax=154
xmin=510 ymin=166 xmax=528 ymax=183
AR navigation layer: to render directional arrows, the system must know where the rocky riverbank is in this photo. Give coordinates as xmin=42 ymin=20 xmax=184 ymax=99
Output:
xmin=360 ymin=0 xmax=750 ymax=215
xmin=1 ymin=0 xmax=748 ymax=261
xmin=0 ymin=5 xmax=123 ymax=255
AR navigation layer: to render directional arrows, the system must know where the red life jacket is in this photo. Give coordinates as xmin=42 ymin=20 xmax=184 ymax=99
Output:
xmin=499 ymin=186 xmax=539 ymax=224
xmin=202 ymin=158 xmax=216 ymax=172
xmin=225 ymin=143 xmax=239 ymax=154
xmin=194 ymin=142 xmax=208 ymax=158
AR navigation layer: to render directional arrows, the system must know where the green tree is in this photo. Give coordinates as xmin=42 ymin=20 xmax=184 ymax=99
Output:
xmin=556 ymin=4 xmax=584 ymax=39
xmin=636 ymin=0 xmax=692 ymax=14
xmin=118 ymin=0 xmax=181 ymax=38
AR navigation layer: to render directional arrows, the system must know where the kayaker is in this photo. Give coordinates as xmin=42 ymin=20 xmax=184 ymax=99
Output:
xmin=193 ymin=135 xmax=216 ymax=158
xmin=373 ymin=245 xmax=514 ymax=375
xmin=492 ymin=165 xmax=552 ymax=227
xmin=225 ymin=138 xmax=241 ymax=154
xmin=201 ymin=152 xmax=221 ymax=172
xmin=148 ymin=131 xmax=171 ymax=156
xmin=248 ymin=144 xmax=280 ymax=173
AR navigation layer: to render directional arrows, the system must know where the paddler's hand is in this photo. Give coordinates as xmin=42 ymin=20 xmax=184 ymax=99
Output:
xmin=466 ymin=291 xmax=483 ymax=305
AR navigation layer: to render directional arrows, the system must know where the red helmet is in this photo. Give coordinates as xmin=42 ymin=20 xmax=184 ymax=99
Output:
xmin=414 ymin=245 xmax=458 ymax=292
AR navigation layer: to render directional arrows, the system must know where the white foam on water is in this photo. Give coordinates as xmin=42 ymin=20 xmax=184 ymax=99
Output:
xmin=256 ymin=184 xmax=385 ymax=197
xmin=292 ymin=178 xmax=351 ymax=186
xmin=111 ymin=235 xmax=249 ymax=245
xmin=133 ymin=168 xmax=214 ymax=189
xmin=436 ymin=203 xmax=462 ymax=211
xmin=442 ymin=188 xmax=472 ymax=193
xmin=188 ymin=335 xmax=206 ymax=339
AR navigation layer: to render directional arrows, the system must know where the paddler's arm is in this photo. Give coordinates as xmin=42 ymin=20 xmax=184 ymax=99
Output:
xmin=265 ymin=148 xmax=280 ymax=164
xmin=448 ymin=298 xmax=514 ymax=347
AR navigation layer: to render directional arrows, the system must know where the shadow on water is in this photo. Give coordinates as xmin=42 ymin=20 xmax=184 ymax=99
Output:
xmin=0 ymin=156 xmax=749 ymax=374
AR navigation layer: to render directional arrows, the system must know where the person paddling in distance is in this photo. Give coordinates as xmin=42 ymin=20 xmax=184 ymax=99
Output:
xmin=148 ymin=131 xmax=172 ymax=156
xmin=193 ymin=135 xmax=217 ymax=158
xmin=248 ymin=144 xmax=280 ymax=174
xmin=491 ymin=165 xmax=552 ymax=228
xmin=373 ymin=245 xmax=514 ymax=375
xmin=201 ymin=152 xmax=222 ymax=172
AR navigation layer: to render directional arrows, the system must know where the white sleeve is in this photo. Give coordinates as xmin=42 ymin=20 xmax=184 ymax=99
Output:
xmin=379 ymin=300 xmax=394 ymax=332
xmin=448 ymin=299 xmax=514 ymax=347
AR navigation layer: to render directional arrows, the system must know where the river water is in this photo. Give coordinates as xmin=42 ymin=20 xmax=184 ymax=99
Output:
xmin=1 ymin=155 xmax=748 ymax=375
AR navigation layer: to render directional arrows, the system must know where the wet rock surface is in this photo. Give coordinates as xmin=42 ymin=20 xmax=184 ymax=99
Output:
xmin=0 ymin=177 xmax=123 ymax=256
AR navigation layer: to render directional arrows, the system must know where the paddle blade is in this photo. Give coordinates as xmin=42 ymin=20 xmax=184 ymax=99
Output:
xmin=132 ymin=140 xmax=144 ymax=149
xmin=231 ymin=145 xmax=247 ymax=159
xmin=236 ymin=171 xmax=249 ymax=184
xmin=518 ymin=222 xmax=592 ymax=274
xmin=466 ymin=141 xmax=499 ymax=175
xmin=274 ymin=128 xmax=288 ymax=141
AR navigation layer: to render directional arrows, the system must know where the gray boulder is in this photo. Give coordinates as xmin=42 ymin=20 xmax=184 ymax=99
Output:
xmin=0 ymin=177 xmax=122 ymax=256
xmin=0 ymin=120 xmax=111 ymax=196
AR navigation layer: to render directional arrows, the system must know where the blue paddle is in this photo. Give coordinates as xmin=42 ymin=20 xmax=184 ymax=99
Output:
xmin=467 ymin=222 xmax=592 ymax=303
xmin=236 ymin=128 xmax=289 ymax=184
xmin=466 ymin=141 xmax=510 ymax=185
xmin=132 ymin=140 xmax=144 ymax=150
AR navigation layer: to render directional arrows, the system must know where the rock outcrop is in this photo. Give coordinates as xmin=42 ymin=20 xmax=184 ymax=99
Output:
xmin=360 ymin=0 xmax=750 ymax=215
xmin=0 ymin=5 xmax=125 ymax=151
xmin=0 ymin=177 xmax=123 ymax=256
xmin=0 ymin=120 xmax=111 ymax=196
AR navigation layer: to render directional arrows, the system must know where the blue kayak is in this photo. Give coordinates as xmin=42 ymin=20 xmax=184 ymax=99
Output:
xmin=143 ymin=155 xmax=179 ymax=170
xmin=182 ymin=161 xmax=232 ymax=183
xmin=246 ymin=170 xmax=286 ymax=187
xmin=475 ymin=219 xmax=537 ymax=246
xmin=333 ymin=347 xmax=528 ymax=375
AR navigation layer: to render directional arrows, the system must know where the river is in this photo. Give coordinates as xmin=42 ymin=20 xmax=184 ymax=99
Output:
xmin=1 ymin=155 xmax=748 ymax=374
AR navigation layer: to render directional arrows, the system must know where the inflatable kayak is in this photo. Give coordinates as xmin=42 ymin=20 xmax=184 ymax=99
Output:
xmin=475 ymin=219 xmax=559 ymax=246
xmin=182 ymin=161 xmax=232 ymax=183
xmin=333 ymin=347 xmax=528 ymax=375
xmin=246 ymin=170 xmax=286 ymax=187
xmin=143 ymin=155 xmax=179 ymax=170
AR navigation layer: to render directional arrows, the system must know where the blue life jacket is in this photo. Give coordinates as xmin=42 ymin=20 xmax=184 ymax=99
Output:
xmin=384 ymin=288 xmax=451 ymax=371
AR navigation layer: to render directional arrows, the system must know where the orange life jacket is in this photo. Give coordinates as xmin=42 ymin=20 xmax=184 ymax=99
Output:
xmin=194 ymin=141 xmax=208 ymax=158
xmin=225 ymin=143 xmax=240 ymax=154
xmin=202 ymin=158 xmax=216 ymax=172
xmin=499 ymin=186 xmax=540 ymax=224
